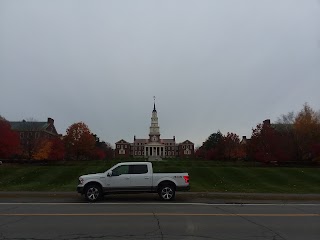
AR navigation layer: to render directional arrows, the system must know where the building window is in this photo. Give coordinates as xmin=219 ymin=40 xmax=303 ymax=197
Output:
xmin=138 ymin=151 xmax=141 ymax=155
xmin=134 ymin=151 xmax=137 ymax=155
xmin=119 ymin=149 xmax=125 ymax=155
xmin=184 ymin=149 xmax=191 ymax=155
xmin=172 ymin=151 xmax=174 ymax=155
xmin=182 ymin=145 xmax=185 ymax=149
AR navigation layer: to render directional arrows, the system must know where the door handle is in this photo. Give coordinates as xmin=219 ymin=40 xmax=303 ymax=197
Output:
xmin=125 ymin=177 xmax=130 ymax=179
xmin=144 ymin=177 xmax=150 ymax=179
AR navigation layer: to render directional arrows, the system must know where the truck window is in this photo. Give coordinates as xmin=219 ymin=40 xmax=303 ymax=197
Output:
xmin=112 ymin=165 xmax=129 ymax=176
xmin=129 ymin=165 xmax=148 ymax=174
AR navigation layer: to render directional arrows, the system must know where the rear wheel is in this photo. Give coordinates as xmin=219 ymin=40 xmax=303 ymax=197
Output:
xmin=158 ymin=184 xmax=175 ymax=201
xmin=84 ymin=184 xmax=102 ymax=202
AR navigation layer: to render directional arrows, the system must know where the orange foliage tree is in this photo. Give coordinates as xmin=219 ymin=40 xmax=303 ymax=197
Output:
xmin=64 ymin=122 xmax=95 ymax=160
xmin=294 ymin=103 xmax=320 ymax=161
xmin=33 ymin=139 xmax=53 ymax=160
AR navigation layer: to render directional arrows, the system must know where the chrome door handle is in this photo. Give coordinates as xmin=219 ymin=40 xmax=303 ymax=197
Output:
xmin=144 ymin=177 xmax=150 ymax=179
xmin=125 ymin=177 xmax=130 ymax=179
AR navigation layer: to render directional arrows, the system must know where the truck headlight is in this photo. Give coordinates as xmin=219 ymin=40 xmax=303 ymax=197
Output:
xmin=79 ymin=178 xmax=84 ymax=184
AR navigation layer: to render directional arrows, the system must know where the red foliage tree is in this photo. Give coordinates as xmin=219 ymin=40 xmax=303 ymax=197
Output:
xmin=0 ymin=119 xmax=20 ymax=158
xmin=64 ymin=122 xmax=95 ymax=160
xmin=49 ymin=138 xmax=65 ymax=160
xmin=91 ymin=147 xmax=106 ymax=160
xmin=250 ymin=122 xmax=294 ymax=163
xmin=222 ymin=132 xmax=245 ymax=160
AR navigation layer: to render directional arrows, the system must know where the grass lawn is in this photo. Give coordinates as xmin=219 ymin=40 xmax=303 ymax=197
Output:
xmin=0 ymin=160 xmax=319 ymax=193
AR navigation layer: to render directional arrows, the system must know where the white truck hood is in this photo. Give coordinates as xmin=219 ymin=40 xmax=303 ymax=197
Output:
xmin=80 ymin=173 xmax=105 ymax=179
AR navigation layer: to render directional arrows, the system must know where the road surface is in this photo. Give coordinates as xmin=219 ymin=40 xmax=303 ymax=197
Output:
xmin=0 ymin=201 xmax=319 ymax=240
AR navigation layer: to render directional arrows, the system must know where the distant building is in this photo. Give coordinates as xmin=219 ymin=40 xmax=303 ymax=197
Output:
xmin=9 ymin=117 xmax=59 ymax=141
xmin=115 ymin=100 xmax=194 ymax=159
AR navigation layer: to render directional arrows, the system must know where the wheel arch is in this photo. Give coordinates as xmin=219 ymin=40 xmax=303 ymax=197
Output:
xmin=84 ymin=181 xmax=103 ymax=191
xmin=157 ymin=180 xmax=176 ymax=191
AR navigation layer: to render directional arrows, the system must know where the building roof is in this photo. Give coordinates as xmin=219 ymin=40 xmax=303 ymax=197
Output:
xmin=179 ymin=140 xmax=194 ymax=145
xmin=9 ymin=118 xmax=58 ymax=136
xmin=9 ymin=121 xmax=49 ymax=132
xmin=161 ymin=139 xmax=175 ymax=143
xmin=134 ymin=139 xmax=149 ymax=143
xmin=115 ymin=139 xmax=130 ymax=144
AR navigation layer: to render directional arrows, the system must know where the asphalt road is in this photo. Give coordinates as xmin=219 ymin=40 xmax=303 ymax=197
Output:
xmin=0 ymin=201 xmax=319 ymax=240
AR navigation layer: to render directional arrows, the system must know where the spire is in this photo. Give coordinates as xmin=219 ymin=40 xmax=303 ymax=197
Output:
xmin=153 ymin=96 xmax=156 ymax=112
xmin=149 ymin=96 xmax=160 ymax=137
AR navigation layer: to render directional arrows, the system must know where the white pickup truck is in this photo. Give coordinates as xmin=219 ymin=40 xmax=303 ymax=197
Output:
xmin=77 ymin=162 xmax=190 ymax=202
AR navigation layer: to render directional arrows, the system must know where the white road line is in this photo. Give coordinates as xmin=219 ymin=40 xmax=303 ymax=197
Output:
xmin=0 ymin=202 xmax=319 ymax=206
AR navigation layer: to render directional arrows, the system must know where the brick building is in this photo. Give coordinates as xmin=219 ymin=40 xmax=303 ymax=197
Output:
xmin=9 ymin=117 xmax=59 ymax=158
xmin=9 ymin=117 xmax=59 ymax=141
xmin=115 ymin=101 xmax=194 ymax=159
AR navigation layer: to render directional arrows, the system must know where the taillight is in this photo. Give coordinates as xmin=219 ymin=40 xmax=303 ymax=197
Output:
xmin=183 ymin=176 xmax=189 ymax=183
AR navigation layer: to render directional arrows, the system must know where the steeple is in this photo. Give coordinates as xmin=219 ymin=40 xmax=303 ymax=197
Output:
xmin=153 ymin=96 xmax=156 ymax=112
xmin=149 ymin=96 xmax=160 ymax=139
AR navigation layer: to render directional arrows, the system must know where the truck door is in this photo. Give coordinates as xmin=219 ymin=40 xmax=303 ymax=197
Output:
xmin=129 ymin=164 xmax=152 ymax=191
xmin=106 ymin=164 xmax=131 ymax=190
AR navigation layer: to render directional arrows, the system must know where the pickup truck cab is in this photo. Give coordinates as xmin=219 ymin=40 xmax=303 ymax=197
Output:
xmin=77 ymin=162 xmax=190 ymax=202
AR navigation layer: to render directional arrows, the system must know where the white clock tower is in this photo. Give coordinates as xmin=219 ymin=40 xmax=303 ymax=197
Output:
xmin=149 ymin=97 xmax=160 ymax=142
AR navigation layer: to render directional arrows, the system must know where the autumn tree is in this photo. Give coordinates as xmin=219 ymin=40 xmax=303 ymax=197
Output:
xmin=249 ymin=121 xmax=294 ymax=163
xmin=0 ymin=119 xmax=20 ymax=158
xmin=201 ymin=131 xmax=224 ymax=160
xmin=92 ymin=134 xmax=114 ymax=160
xmin=33 ymin=137 xmax=65 ymax=161
xmin=294 ymin=103 xmax=320 ymax=161
xmin=222 ymin=132 xmax=246 ymax=160
xmin=49 ymin=138 xmax=65 ymax=160
xmin=33 ymin=139 xmax=53 ymax=160
xmin=64 ymin=122 xmax=95 ymax=160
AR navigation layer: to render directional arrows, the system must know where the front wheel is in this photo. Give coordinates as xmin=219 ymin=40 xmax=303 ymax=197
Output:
xmin=84 ymin=184 xmax=102 ymax=202
xmin=158 ymin=185 xmax=175 ymax=201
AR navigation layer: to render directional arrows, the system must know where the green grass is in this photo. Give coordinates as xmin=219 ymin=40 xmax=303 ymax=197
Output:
xmin=0 ymin=160 xmax=319 ymax=193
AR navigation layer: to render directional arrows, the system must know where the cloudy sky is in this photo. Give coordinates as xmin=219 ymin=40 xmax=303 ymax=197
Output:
xmin=1 ymin=0 xmax=320 ymax=147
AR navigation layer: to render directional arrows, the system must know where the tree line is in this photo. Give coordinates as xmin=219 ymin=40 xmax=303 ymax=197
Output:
xmin=1 ymin=103 xmax=319 ymax=163
xmin=195 ymin=103 xmax=320 ymax=164
xmin=0 ymin=119 xmax=113 ymax=161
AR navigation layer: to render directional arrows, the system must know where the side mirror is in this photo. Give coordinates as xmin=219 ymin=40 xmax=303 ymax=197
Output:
xmin=107 ymin=171 xmax=112 ymax=177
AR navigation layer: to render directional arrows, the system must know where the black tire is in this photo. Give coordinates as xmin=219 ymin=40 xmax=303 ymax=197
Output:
xmin=84 ymin=184 xmax=102 ymax=202
xmin=158 ymin=184 xmax=176 ymax=201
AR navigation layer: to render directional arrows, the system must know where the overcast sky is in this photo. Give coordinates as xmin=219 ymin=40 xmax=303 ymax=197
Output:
xmin=1 ymin=0 xmax=320 ymax=147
